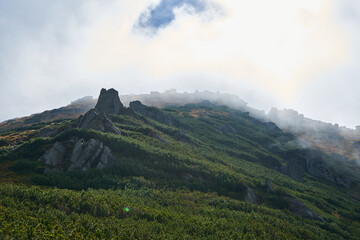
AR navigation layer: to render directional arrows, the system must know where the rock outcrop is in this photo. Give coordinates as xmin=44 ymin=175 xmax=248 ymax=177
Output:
xmin=244 ymin=187 xmax=260 ymax=204
xmin=68 ymin=139 xmax=115 ymax=171
xmin=129 ymin=100 xmax=174 ymax=125
xmin=95 ymin=88 xmax=123 ymax=115
xmin=76 ymin=109 xmax=121 ymax=134
xmin=277 ymin=148 xmax=351 ymax=187
xmin=285 ymin=196 xmax=324 ymax=222
xmin=39 ymin=139 xmax=115 ymax=172
xmin=304 ymin=150 xmax=350 ymax=187
xmin=39 ymin=142 xmax=66 ymax=167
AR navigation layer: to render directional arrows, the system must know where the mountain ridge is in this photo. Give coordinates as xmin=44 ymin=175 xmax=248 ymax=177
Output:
xmin=1 ymin=88 xmax=359 ymax=238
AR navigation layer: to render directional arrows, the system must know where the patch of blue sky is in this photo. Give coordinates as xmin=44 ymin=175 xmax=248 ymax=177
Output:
xmin=137 ymin=0 xmax=207 ymax=29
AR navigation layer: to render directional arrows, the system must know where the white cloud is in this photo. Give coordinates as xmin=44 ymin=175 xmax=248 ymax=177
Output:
xmin=83 ymin=0 xmax=349 ymax=101
xmin=0 ymin=0 xmax=359 ymax=127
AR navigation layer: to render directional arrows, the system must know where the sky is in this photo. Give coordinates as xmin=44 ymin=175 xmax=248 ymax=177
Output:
xmin=0 ymin=0 xmax=359 ymax=128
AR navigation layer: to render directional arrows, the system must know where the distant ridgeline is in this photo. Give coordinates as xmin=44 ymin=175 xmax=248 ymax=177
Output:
xmin=0 ymin=88 xmax=359 ymax=239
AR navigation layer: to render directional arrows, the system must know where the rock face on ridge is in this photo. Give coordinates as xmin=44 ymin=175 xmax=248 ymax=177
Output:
xmin=39 ymin=138 xmax=115 ymax=172
xmin=38 ymin=142 xmax=66 ymax=167
xmin=76 ymin=109 xmax=121 ymax=134
xmin=129 ymin=100 xmax=174 ymax=125
xmin=285 ymin=196 xmax=324 ymax=222
xmin=304 ymin=150 xmax=350 ymax=187
xmin=68 ymin=139 xmax=115 ymax=171
xmin=95 ymin=88 xmax=123 ymax=115
xmin=76 ymin=88 xmax=122 ymax=134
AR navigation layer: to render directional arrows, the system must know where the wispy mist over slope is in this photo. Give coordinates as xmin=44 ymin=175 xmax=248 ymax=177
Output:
xmin=2 ymin=89 xmax=360 ymax=168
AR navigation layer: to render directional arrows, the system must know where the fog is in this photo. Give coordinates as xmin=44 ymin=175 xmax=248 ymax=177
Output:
xmin=1 ymin=0 xmax=360 ymax=128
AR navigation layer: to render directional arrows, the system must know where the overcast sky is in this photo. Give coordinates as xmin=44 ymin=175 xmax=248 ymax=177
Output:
xmin=0 ymin=0 xmax=359 ymax=127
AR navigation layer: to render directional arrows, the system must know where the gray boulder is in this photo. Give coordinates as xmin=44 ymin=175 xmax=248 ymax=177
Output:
xmin=39 ymin=142 xmax=66 ymax=167
xmin=96 ymin=146 xmax=113 ymax=169
xmin=95 ymin=88 xmax=123 ymax=115
xmin=76 ymin=109 xmax=121 ymax=134
xmin=285 ymin=196 xmax=324 ymax=222
xmin=244 ymin=187 xmax=260 ymax=204
xmin=68 ymin=138 xmax=115 ymax=171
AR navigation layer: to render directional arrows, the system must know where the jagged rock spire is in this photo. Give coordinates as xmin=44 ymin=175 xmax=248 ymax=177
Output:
xmin=95 ymin=88 xmax=123 ymax=115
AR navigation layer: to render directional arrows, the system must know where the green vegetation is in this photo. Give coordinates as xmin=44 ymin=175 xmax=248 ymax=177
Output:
xmin=0 ymin=103 xmax=359 ymax=239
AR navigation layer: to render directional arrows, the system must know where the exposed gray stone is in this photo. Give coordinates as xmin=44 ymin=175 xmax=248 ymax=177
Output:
xmin=76 ymin=109 xmax=121 ymax=134
xmin=285 ymin=196 xmax=324 ymax=222
xmin=244 ymin=187 xmax=260 ymax=204
xmin=95 ymin=88 xmax=123 ymax=115
xmin=40 ymin=142 xmax=66 ymax=167
xmin=68 ymin=139 xmax=115 ymax=171
xmin=96 ymin=146 xmax=112 ymax=169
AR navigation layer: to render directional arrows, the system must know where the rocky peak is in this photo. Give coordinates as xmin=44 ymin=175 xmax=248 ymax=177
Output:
xmin=95 ymin=88 xmax=123 ymax=115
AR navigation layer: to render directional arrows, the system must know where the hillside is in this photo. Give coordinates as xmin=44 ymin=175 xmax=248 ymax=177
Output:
xmin=0 ymin=88 xmax=359 ymax=239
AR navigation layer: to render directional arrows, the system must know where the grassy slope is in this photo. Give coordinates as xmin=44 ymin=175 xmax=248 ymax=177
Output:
xmin=0 ymin=104 xmax=359 ymax=239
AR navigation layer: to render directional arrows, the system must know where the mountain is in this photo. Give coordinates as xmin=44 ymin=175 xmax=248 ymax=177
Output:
xmin=0 ymin=88 xmax=359 ymax=239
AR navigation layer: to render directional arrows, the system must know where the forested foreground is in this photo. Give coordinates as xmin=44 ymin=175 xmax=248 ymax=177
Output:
xmin=0 ymin=184 xmax=358 ymax=239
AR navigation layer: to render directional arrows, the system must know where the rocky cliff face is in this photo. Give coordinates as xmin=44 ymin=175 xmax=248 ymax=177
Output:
xmin=68 ymin=139 xmax=115 ymax=171
xmin=39 ymin=138 xmax=115 ymax=172
xmin=76 ymin=88 xmax=122 ymax=134
xmin=38 ymin=88 xmax=125 ymax=172
xmin=39 ymin=142 xmax=66 ymax=168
